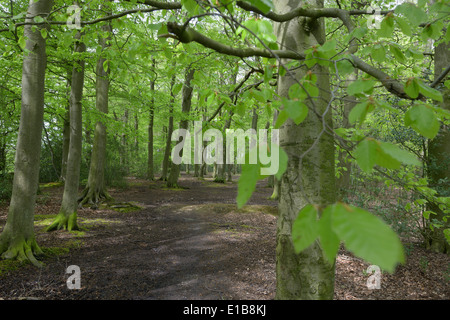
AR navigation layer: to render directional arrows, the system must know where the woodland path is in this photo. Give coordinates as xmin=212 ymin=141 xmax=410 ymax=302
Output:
xmin=0 ymin=174 xmax=449 ymax=300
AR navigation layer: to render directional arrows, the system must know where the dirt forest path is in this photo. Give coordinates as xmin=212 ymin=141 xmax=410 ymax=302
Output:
xmin=0 ymin=173 xmax=449 ymax=300
xmin=0 ymin=174 xmax=279 ymax=300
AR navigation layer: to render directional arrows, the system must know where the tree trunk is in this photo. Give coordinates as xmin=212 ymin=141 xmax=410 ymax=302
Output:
xmin=336 ymin=72 xmax=357 ymax=198
xmin=79 ymin=17 xmax=112 ymax=206
xmin=167 ymin=68 xmax=195 ymax=188
xmin=426 ymin=40 xmax=450 ymax=254
xmin=0 ymin=0 xmax=54 ymax=266
xmin=274 ymin=0 xmax=336 ymax=299
xmin=147 ymin=58 xmax=156 ymax=180
xmin=60 ymin=74 xmax=71 ymax=182
xmin=161 ymin=74 xmax=176 ymax=181
xmin=47 ymin=32 xmax=85 ymax=232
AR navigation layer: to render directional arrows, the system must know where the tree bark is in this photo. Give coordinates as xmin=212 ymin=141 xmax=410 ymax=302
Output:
xmin=274 ymin=0 xmax=336 ymax=299
xmin=161 ymin=73 xmax=176 ymax=181
xmin=426 ymin=40 xmax=450 ymax=254
xmin=147 ymin=58 xmax=156 ymax=180
xmin=79 ymin=16 xmax=112 ymax=206
xmin=167 ymin=67 xmax=195 ymax=188
xmin=0 ymin=0 xmax=54 ymax=267
xmin=47 ymin=32 xmax=85 ymax=232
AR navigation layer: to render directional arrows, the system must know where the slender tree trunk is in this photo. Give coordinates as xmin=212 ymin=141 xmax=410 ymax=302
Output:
xmin=161 ymin=74 xmax=176 ymax=181
xmin=274 ymin=0 xmax=336 ymax=299
xmin=426 ymin=40 xmax=450 ymax=254
xmin=147 ymin=59 xmax=156 ymax=180
xmin=0 ymin=0 xmax=54 ymax=266
xmin=167 ymin=68 xmax=195 ymax=188
xmin=79 ymin=16 xmax=112 ymax=206
xmin=60 ymin=73 xmax=71 ymax=182
xmin=47 ymin=32 xmax=85 ymax=232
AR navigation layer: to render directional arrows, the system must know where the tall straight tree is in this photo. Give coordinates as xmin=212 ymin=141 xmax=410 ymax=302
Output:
xmin=0 ymin=0 xmax=54 ymax=266
xmin=79 ymin=16 xmax=112 ymax=205
xmin=47 ymin=31 xmax=86 ymax=232
xmin=273 ymin=0 xmax=336 ymax=299
xmin=147 ymin=58 xmax=156 ymax=180
xmin=167 ymin=67 xmax=195 ymax=188
xmin=160 ymin=73 xmax=176 ymax=181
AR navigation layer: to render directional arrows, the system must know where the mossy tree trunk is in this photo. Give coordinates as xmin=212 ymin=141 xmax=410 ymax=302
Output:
xmin=47 ymin=32 xmax=85 ymax=232
xmin=0 ymin=0 xmax=54 ymax=267
xmin=426 ymin=40 xmax=450 ymax=254
xmin=167 ymin=67 xmax=195 ymax=188
xmin=274 ymin=0 xmax=336 ymax=299
xmin=79 ymin=18 xmax=112 ymax=206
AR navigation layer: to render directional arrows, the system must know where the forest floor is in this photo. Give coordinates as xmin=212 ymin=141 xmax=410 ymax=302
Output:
xmin=0 ymin=173 xmax=448 ymax=300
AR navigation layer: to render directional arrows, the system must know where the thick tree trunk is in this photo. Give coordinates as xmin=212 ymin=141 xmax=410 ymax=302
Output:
xmin=47 ymin=32 xmax=85 ymax=232
xmin=79 ymin=18 xmax=112 ymax=206
xmin=167 ymin=68 xmax=195 ymax=188
xmin=274 ymin=0 xmax=336 ymax=299
xmin=426 ymin=41 xmax=450 ymax=254
xmin=0 ymin=0 xmax=54 ymax=266
xmin=161 ymin=74 xmax=176 ymax=181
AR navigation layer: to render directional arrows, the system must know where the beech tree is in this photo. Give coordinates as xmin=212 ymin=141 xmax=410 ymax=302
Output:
xmin=0 ymin=0 xmax=448 ymax=300
xmin=0 ymin=0 xmax=54 ymax=266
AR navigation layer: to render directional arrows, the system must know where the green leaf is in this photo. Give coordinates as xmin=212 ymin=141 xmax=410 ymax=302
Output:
xmin=319 ymin=206 xmax=340 ymax=263
xmin=395 ymin=16 xmax=412 ymax=36
xmin=389 ymin=44 xmax=406 ymax=63
xmin=237 ymin=163 xmax=260 ymax=208
xmin=274 ymin=109 xmax=289 ymax=129
xmin=395 ymin=3 xmax=427 ymax=26
xmin=103 ymin=60 xmax=109 ymax=73
xmin=181 ymin=0 xmax=199 ymax=14
xmin=371 ymin=44 xmax=386 ymax=63
xmin=330 ymin=203 xmax=405 ymax=273
xmin=292 ymin=205 xmax=320 ymax=253
xmin=347 ymin=79 xmax=376 ymax=96
xmin=18 ymin=36 xmax=26 ymax=50
xmin=377 ymin=15 xmax=394 ymax=38
xmin=354 ymin=138 xmax=377 ymax=173
xmin=336 ymin=58 xmax=354 ymax=76
xmin=264 ymin=65 xmax=274 ymax=83
xmin=40 ymin=28 xmax=47 ymax=39
xmin=243 ymin=0 xmax=274 ymax=14
xmin=283 ymin=99 xmax=308 ymax=125
xmin=404 ymin=104 xmax=440 ymax=139
xmin=404 ymin=78 xmax=420 ymax=99
xmin=378 ymin=142 xmax=420 ymax=166
xmin=349 ymin=100 xmax=375 ymax=126
xmin=418 ymin=81 xmax=443 ymax=102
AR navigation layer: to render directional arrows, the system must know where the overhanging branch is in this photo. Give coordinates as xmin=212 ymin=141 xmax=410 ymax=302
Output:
xmin=166 ymin=22 xmax=305 ymax=60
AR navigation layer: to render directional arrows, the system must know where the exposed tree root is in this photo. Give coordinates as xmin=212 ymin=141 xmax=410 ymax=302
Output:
xmin=46 ymin=211 xmax=79 ymax=232
xmin=78 ymin=187 xmax=112 ymax=207
xmin=0 ymin=235 xmax=44 ymax=268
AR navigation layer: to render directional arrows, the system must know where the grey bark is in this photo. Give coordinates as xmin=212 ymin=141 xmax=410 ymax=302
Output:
xmin=426 ymin=40 xmax=450 ymax=254
xmin=167 ymin=67 xmax=195 ymax=188
xmin=0 ymin=0 xmax=54 ymax=266
xmin=274 ymin=0 xmax=336 ymax=299
xmin=79 ymin=17 xmax=112 ymax=205
xmin=47 ymin=31 xmax=86 ymax=231
xmin=147 ymin=59 xmax=156 ymax=180
xmin=161 ymin=73 xmax=176 ymax=181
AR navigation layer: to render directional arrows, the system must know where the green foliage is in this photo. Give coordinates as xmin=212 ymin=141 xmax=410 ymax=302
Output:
xmin=292 ymin=203 xmax=405 ymax=273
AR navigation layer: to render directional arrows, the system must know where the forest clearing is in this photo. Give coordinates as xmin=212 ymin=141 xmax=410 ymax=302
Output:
xmin=0 ymin=0 xmax=449 ymax=303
